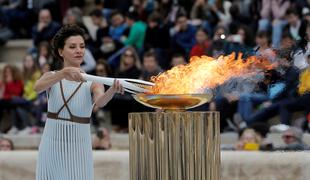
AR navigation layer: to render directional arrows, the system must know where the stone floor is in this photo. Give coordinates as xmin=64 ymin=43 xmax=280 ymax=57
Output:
xmin=0 ymin=150 xmax=309 ymax=180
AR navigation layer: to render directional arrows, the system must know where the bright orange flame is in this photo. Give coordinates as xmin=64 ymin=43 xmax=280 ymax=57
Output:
xmin=150 ymin=53 xmax=274 ymax=94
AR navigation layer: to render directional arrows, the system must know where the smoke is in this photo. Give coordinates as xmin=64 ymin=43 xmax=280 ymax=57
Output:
xmin=214 ymin=72 xmax=265 ymax=97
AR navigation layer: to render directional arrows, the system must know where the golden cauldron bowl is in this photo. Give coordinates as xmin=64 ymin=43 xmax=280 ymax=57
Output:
xmin=133 ymin=92 xmax=213 ymax=110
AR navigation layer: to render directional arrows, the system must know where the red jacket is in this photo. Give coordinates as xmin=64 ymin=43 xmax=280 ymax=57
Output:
xmin=2 ymin=80 xmax=23 ymax=100
xmin=190 ymin=41 xmax=210 ymax=57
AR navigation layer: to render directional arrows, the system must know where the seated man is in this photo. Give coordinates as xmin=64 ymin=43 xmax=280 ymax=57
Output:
xmin=245 ymin=50 xmax=300 ymax=127
xmin=32 ymin=9 xmax=60 ymax=47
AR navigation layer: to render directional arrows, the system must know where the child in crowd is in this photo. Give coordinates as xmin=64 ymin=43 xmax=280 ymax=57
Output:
xmin=0 ymin=65 xmax=23 ymax=134
xmin=170 ymin=53 xmax=187 ymax=67
xmin=190 ymin=28 xmax=210 ymax=57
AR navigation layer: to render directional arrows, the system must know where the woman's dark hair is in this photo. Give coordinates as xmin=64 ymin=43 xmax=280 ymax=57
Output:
xmin=196 ymin=27 xmax=209 ymax=37
xmin=237 ymin=25 xmax=254 ymax=47
xmin=51 ymin=24 xmax=86 ymax=60
xmin=256 ymin=30 xmax=271 ymax=45
xmin=90 ymin=9 xmax=103 ymax=18
xmin=96 ymin=59 xmax=112 ymax=76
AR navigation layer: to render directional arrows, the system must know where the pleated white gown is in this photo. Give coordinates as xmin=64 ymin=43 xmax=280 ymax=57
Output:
xmin=36 ymin=79 xmax=94 ymax=180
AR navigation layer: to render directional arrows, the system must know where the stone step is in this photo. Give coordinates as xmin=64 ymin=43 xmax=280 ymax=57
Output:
xmin=0 ymin=39 xmax=32 ymax=63
xmin=2 ymin=132 xmax=310 ymax=150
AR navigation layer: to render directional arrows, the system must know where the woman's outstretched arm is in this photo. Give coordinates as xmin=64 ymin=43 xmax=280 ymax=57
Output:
xmin=91 ymin=80 xmax=124 ymax=108
xmin=34 ymin=67 xmax=85 ymax=93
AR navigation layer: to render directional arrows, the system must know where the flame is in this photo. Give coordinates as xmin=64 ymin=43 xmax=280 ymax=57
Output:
xmin=150 ymin=53 xmax=274 ymax=94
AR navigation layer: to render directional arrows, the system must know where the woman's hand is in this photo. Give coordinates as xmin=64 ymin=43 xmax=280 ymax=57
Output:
xmin=109 ymin=79 xmax=124 ymax=95
xmin=91 ymin=79 xmax=124 ymax=108
xmin=60 ymin=67 xmax=85 ymax=82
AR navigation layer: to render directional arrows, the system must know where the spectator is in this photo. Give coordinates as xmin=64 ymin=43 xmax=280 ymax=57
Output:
xmin=115 ymin=46 xmax=141 ymax=78
xmin=63 ymin=7 xmax=88 ymax=32
xmin=280 ymin=32 xmax=295 ymax=50
xmin=90 ymin=9 xmax=124 ymax=60
xmin=0 ymin=138 xmax=14 ymax=151
xmin=170 ymin=9 xmax=196 ymax=55
xmin=100 ymin=0 xmax=131 ymax=15
xmin=32 ymin=9 xmax=61 ymax=47
xmin=95 ymin=59 xmax=112 ymax=77
xmin=283 ymin=7 xmax=306 ymax=41
xmin=31 ymin=63 xmax=51 ymax=134
xmin=123 ymin=11 xmax=147 ymax=51
xmin=190 ymin=28 xmax=211 ymax=57
xmin=228 ymin=2 xmax=253 ymax=35
xmin=292 ymin=22 xmax=310 ymax=71
xmin=144 ymin=12 xmax=170 ymax=69
xmin=254 ymin=31 xmax=276 ymax=62
xmin=208 ymin=25 xmax=230 ymax=57
xmin=225 ymin=25 xmax=254 ymax=58
xmin=236 ymin=69 xmax=280 ymax=129
xmin=235 ymin=128 xmax=262 ymax=151
xmin=1 ymin=0 xmax=36 ymax=38
xmin=272 ymin=54 xmax=310 ymax=129
xmin=90 ymin=9 xmax=108 ymax=47
xmin=10 ymin=54 xmax=41 ymax=135
xmin=0 ymin=65 xmax=23 ymax=134
xmin=190 ymin=0 xmax=219 ymax=28
xmin=170 ymin=53 xmax=187 ymax=67
xmin=302 ymin=7 xmax=310 ymax=23
xmin=144 ymin=12 xmax=170 ymax=50
xmin=245 ymin=50 xmax=300 ymax=127
xmin=0 ymin=7 xmax=13 ymax=45
xmin=259 ymin=0 xmax=291 ymax=48
xmin=37 ymin=41 xmax=53 ymax=68
xmin=154 ymin=0 xmax=174 ymax=24
xmin=63 ymin=7 xmax=92 ymax=45
xmin=92 ymin=60 xmax=112 ymax=129
xmin=140 ymin=50 xmax=162 ymax=81
xmin=216 ymin=1 xmax=233 ymax=26
xmin=130 ymin=0 xmax=155 ymax=21
xmin=109 ymin=10 xmax=128 ymax=42
xmin=110 ymin=47 xmax=141 ymax=132
xmin=275 ymin=127 xmax=308 ymax=150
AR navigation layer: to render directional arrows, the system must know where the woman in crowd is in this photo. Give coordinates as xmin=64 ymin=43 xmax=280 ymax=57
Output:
xmin=110 ymin=46 xmax=141 ymax=132
xmin=0 ymin=65 xmax=23 ymax=134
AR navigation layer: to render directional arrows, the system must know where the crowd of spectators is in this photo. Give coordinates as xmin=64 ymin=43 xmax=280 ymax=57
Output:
xmin=0 ymin=0 xmax=309 ymax=148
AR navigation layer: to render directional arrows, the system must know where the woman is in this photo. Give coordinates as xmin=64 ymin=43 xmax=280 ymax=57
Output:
xmin=34 ymin=25 xmax=123 ymax=180
xmin=0 ymin=64 xmax=23 ymax=133
xmin=110 ymin=47 xmax=141 ymax=132
xmin=10 ymin=54 xmax=41 ymax=134
xmin=37 ymin=41 xmax=53 ymax=68
xmin=115 ymin=46 xmax=141 ymax=78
